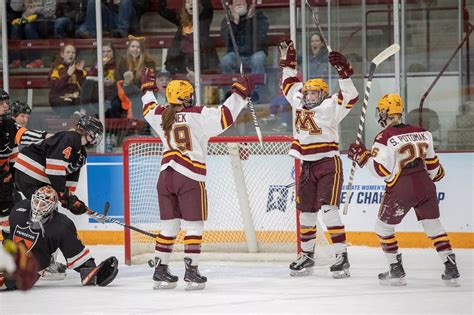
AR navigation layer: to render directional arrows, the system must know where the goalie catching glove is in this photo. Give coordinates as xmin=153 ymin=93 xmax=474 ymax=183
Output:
xmin=348 ymin=143 xmax=371 ymax=168
xmin=141 ymin=67 xmax=158 ymax=93
xmin=231 ymin=75 xmax=255 ymax=99
xmin=79 ymin=256 xmax=119 ymax=286
xmin=329 ymin=51 xmax=354 ymax=79
xmin=279 ymin=40 xmax=297 ymax=69
xmin=59 ymin=191 xmax=88 ymax=215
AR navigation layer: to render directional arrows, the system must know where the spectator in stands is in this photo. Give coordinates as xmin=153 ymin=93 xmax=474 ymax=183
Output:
xmin=308 ymin=33 xmax=329 ymax=80
xmin=81 ymin=41 xmax=123 ymax=117
xmin=155 ymin=70 xmax=172 ymax=104
xmin=48 ymin=43 xmax=87 ymax=118
xmin=115 ymin=36 xmax=156 ymax=119
xmin=75 ymin=0 xmax=149 ymax=38
xmin=157 ymin=0 xmax=219 ymax=76
xmin=261 ymin=94 xmax=292 ymax=133
xmin=220 ymin=0 xmax=268 ymax=102
xmin=55 ymin=0 xmax=87 ymax=39
xmin=9 ymin=0 xmax=57 ymax=68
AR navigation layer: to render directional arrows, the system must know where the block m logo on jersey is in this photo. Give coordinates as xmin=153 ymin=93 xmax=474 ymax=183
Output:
xmin=295 ymin=109 xmax=322 ymax=135
xmin=13 ymin=226 xmax=40 ymax=253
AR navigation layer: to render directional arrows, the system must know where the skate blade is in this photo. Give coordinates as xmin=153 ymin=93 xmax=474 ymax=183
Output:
xmin=379 ymin=277 xmax=407 ymax=286
xmin=185 ymin=282 xmax=206 ymax=291
xmin=332 ymin=269 xmax=350 ymax=279
xmin=153 ymin=281 xmax=177 ymax=290
xmin=41 ymin=272 xmax=67 ymax=281
xmin=290 ymin=268 xmax=314 ymax=277
xmin=443 ymin=278 xmax=460 ymax=287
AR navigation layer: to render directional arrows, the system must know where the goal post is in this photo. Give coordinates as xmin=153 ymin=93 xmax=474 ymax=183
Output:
xmin=123 ymin=136 xmax=332 ymax=265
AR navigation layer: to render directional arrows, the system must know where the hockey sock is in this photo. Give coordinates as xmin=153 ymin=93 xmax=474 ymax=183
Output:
xmin=321 ymin=205 xmax=347 ymax=254
xmin=375 ymin=219 xmax=398 ymax=264
xmin=183 ymin=220 xmax=204 ymax=265
xmin=155 ymin=219 xmax=180 ymax=265
xmin=299 ymin=212 xmax=317 ymax=253
xmin=421 ymin=219 xmax=453 ymax=263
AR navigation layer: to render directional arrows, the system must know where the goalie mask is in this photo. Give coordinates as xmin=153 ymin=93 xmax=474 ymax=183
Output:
xmin=30 ymin=186 xmax=58 ymax=224
xmin=166 ymin=80 xmax=194 ymax=108
xmin=302 ymin=78 xmax=329 ymax=109
xmin=376 ymin=93 xmax=403 ymax=128
xmin=77 ymin=115 xmax=104 ymax=146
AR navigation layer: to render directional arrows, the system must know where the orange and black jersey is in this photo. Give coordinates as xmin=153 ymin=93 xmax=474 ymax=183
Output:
xmin=14 ymin=131 xmax=86 ymax=194
xmin=9 ymin=199 xmax=92 ymax=271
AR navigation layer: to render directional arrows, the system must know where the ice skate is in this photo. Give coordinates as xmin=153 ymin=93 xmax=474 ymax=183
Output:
xmin=289 ymin=251 xmax=314 ymax=277
xmin=330 ymin=251 xmax=350 ymax=279
xmin=442 ymin=254 xmax=460 ymax=287
xmin=184 ymin=258 xmax=207 ymax=291
xmin=41 ymin=256 xmax=67 ymax=280
xmin=378 ymin=253 xmax=407 ymax=286
xmin=153 ymin=258 xmax=178 ymax=290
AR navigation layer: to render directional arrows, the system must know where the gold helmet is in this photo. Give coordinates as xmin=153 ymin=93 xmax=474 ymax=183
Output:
xmin=376 ymin=93 xmax=403 ymax=127
xmin=166 ymin=80 xmax=194 ymax=107
xmin=302 ymin=78 xmax=329 ymax=109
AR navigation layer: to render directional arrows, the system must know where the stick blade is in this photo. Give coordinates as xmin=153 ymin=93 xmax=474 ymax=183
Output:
xmin=372 ymin=44 xmax=400 ymax=66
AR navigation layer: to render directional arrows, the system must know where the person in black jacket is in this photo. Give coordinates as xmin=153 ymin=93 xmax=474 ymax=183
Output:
xmin=158 ymin=0 xmax=219 ymax=76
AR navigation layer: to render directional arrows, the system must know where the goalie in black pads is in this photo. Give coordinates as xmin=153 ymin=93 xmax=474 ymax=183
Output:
xmin=5 ymin=186 xmax=118 ymax=290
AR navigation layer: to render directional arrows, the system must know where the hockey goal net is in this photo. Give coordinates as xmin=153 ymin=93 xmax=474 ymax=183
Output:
xmin=123 ymin=136 xmax=332 ymax=265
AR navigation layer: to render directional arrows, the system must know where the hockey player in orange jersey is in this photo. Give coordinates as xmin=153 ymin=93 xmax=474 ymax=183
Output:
xmin=279 ymin=40 xmax=359 ymax=278
xmin=347 ymin=94 xmax=460 ymax=286
xmin=141 ymin=68 xmax=255 ymax=290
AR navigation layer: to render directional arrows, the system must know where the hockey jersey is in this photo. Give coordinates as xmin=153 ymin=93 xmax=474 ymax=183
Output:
xmin=366 ymin=124 xmax=444 ymax=188
xmin=9 ymin=200 xmax=92 ymax=271
xmin=14 ymin=131 xmax=86 ymax=194
xmin=142 ymin=90 xmax=248 ymax=182
xmin=281 ymin=67 xmax=359 ymax=161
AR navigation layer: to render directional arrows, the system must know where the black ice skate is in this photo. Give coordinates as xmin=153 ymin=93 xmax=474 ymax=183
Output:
xmin=184 ymin=258 xmax=207 ymax=291
xmin=378 ymin=253 xmax=406 ymax=286
xmin=330 ymin=251 xmax=350 ymax=279
xmin=153 ymin=258 xmax=178 ymax=290
xmin=41 ymin=256 xmax=67 ymax=280
xmin=442 ymin=254 xmax=460 ymax=287
xmin=289 ymin=251 xmax=315 ymax=277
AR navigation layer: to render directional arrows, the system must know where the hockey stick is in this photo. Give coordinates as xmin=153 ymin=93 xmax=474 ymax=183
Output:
xmin=220 ymin=0 xmax=263 ymax=145
xmin=304 ymin=0 xmax=332 ymax=52
xmin=342 ymin=43 xmax=400 ymax=215
xmin=87 ymin=202 xmax=158 ymax=239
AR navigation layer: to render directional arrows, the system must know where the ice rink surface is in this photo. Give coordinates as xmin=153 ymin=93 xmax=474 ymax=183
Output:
xmin=1 ymin=246 xmax=472 ymax=315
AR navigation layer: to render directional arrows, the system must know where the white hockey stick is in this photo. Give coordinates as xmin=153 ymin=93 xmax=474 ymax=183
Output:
xmin=305 ymin=0 xmax=332 ymax=52
xmin=220 ymin=0 xmax=263 ymax=145
xmin=343 ymin=43 xmax=400 ymax=215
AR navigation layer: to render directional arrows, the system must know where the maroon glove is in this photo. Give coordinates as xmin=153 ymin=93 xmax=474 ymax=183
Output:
xmin=329 ymin=51 xmax=354 ymax=79
xmin=140 ymin=67 xmax=158 ymax=93
xmin=279 ymin=40 xmax=297 ymax=69
xmin=232 ymin=75 xmax=255 ymax=99
xmin=348 ymin=143 xmax=371 ymax=168
xmin=3 ymin=240 xmax=39 ymax=291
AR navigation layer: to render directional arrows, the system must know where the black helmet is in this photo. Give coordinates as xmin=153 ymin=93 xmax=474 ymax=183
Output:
xmin=77 ymin=115 xmax=104 ymax=144
xmin=11 ymin=101 xmax=31 ymax=117
xmin=0 ymin=89 xmax=9 ymax=101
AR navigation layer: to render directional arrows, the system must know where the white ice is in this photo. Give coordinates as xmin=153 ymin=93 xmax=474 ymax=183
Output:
xmin=1 ymin=246 xmax=472 ymax=315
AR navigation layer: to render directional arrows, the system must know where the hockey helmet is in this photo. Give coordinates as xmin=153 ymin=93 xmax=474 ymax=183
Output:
xmin=376 ymin=93 xmax=403 ymax=127
xmin=11 ymin=101 xmax=32 ymax=117
xmin=77 ymin=115 xmax=104 ymax=145
xmin=31 ymin=186 xmax=58 ymax=223
xmin=166 ymin=80 xmax=194 ymax=107
xmin=302 ymin=78 xmax=329 ymax=109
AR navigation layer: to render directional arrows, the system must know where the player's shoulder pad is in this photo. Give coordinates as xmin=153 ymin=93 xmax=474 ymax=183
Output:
xmin=12 ymin=199 xmax=31 ymax=213
xmin=52 ymin=211 xmax=76 ymax=228
xmin=374 ymin=129 xmax=389 ymax=145
xmin=56 ymin=130 xmax=82 ymax=149
xmin=182 ymin=106 xmax=204 ymax=114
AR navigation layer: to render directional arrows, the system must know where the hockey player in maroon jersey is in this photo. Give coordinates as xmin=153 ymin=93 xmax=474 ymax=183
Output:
xmin=347 ymin=94 xmax=460 ymax=286
xmin=141 ymin=68 xmax=255 ymax=290
xmin=279 ymin=40 xmax=359 ymax=278
xmin=0 ymin=91 xmax=49 ymax=240
xmin=0 ymin=240 xmax=38 ymax=291
xmin=4 ymin=186 xmax=118 ymax=290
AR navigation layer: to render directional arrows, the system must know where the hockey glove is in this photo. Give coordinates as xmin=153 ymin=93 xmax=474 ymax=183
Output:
xmin=3 ymin=240 xmax=39 ymax=291
xmin=80 ymin=256 xmax=118 ymax=286
xmin=60 ymin=192 xmax=88 ymax=215
xmin=231 ymin=75 xmax=255 ymax=99
xmin=140 ymin=67 xmax=158 ymax=93
xmin=279 ymin=40 xmax=297 ymax=69
xmin=329 ymin=51 xmax=354 ymax=79
xmin=348 ymin=143 xmax=371 ymax=168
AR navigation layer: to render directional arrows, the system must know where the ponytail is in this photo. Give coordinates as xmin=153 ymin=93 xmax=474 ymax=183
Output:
xmin=161 ymin=106 xmax=177 ymax=149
